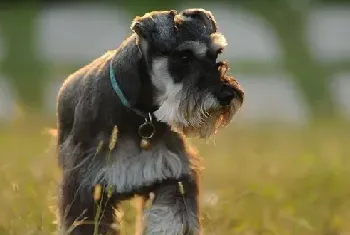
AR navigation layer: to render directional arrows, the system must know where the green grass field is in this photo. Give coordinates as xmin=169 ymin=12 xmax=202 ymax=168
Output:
xmin=0 ymin=115 xmax=349 ymax=235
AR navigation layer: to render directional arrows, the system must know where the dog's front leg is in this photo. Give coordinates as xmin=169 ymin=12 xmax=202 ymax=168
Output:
xmin=58 ymin=180 xmax=120 ymax=235
xmin=144 ymin=177 xmax=200 ymax=235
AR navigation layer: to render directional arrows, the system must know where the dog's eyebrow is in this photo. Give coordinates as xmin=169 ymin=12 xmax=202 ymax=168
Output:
xmin=176 ymin=41 xmax=207 ymax=57
xmin=210 ymin=32 xmax=227 ymax=52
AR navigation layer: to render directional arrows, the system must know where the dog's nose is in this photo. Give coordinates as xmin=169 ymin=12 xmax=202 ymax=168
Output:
xmin=216 ymin=85 xmax=237 ymax=106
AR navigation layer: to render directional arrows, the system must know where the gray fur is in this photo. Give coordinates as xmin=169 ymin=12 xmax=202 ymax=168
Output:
xmin=77 ymin=136 xmax=192 ymax=193
xmin=143 ymin=179 xmax=199 ymax=235
xmin=144 ymin=204 xmax=198 ymax=235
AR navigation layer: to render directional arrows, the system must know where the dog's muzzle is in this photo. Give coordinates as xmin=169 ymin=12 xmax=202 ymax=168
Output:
xmin=213 ymin=61 xmax=244 ymax=107
xmin=214 ymin=84 xmax=244 ymax=107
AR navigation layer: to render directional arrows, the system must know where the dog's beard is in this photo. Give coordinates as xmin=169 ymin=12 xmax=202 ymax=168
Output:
xmin=178 ymin=97 xmax=240 ymax=138
xmin=151 ymin=58 xmax=241 ymax=138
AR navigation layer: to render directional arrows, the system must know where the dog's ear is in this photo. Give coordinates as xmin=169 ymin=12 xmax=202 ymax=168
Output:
xmin=179 ymin=8 xmax=217 ymax=33
xmin=131 ymin=10 xmax=178 ymax=52
xmin=131 ymin=14 xmax=154 ymax=39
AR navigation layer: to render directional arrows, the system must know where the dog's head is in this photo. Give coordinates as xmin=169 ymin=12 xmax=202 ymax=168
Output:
xmin=131 ymin=9 xmax=244 ymax=138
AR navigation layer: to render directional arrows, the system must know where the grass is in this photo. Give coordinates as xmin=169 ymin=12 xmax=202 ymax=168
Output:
xmin=0 ymin=115 xmax=349 ymax=235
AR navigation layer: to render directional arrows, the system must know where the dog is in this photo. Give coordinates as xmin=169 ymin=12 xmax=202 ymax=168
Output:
xmin=56 ymin=8 xmax=244 ymax=235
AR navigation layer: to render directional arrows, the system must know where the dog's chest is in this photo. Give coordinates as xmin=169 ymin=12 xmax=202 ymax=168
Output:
xmin=85 ymin=138 xmax=191 ymax=193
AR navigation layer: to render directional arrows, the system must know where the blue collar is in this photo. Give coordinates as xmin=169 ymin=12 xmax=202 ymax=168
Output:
xmin=109 ymin=57 xmax=156 ymax=139
xmin=109 ymin=58 xmax=150 ymax=120
xmin=109 ymin=58 xmax=130 ymax=108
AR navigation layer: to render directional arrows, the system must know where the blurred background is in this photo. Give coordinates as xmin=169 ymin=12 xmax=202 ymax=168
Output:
xmin=0 ymin=0 xmax=350 ymax=234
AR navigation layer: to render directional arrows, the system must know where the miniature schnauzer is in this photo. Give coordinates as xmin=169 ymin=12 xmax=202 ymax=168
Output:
xmin=56 ymin=8 xmax=244 ymax=235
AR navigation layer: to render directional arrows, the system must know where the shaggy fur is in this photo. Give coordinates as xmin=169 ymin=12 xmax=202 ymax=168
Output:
xmin=56 ymin=8 xmax=244 ymax=235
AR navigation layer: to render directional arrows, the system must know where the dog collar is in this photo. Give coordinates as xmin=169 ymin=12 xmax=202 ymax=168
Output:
xmin=109 ymin=57 xmax=155 ymax=149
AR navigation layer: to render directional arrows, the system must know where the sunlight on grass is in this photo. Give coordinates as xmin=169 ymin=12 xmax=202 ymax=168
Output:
xmin=0 ymin=116 xmax=349 ymax=235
